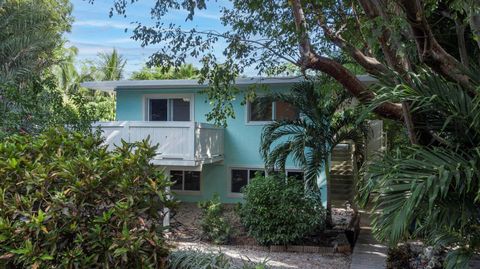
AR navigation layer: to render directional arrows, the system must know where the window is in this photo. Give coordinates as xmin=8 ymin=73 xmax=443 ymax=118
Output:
xmin=170 ymin=170 xmax=200 ymax=191
xmin=286 ymin=170 xmax=304 ymax=181
xmin=247 ymin=98 xmax=299 ymax=122
xmin=148 ymin=97 xmax=190 ymax=121
xmin=231 ymin=168 xmax=265 ymax=193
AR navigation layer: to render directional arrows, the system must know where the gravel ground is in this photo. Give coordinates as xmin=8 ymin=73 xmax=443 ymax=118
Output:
xmin=172 ymin=241 xmax=352 ymax=269
xmin=169 ymin=203 xmax=353 ymax=269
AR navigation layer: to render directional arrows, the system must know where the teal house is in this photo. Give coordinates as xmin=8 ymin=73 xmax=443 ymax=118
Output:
xmin=82 ymin=76 xmax=378 ymax=205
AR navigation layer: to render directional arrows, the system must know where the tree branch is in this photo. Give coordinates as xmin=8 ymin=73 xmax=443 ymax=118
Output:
xmin=289 ymin=0 xmax=403 ymax=120
xmin=399 ymin=0 xmax=472 ymax=90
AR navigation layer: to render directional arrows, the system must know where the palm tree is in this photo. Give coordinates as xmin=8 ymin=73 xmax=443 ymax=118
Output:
xmin=130 ymin=64 xmax=199 ymax=80
xmin=97 ymin=49 xmax=126 ymax=81
xmin=260 ymin=79 xmax=368 ymax=217
xmin=356 ymin=70 xmax=480 ymax=268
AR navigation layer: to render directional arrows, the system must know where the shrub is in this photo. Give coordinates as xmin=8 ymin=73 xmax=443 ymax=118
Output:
xmin=239 ymin=175 xmax=325 ymax=246
xmin=0 ymin=128 xmax=177 ymax=268
xmin=198 ymin=194 xmax=232 ymax=244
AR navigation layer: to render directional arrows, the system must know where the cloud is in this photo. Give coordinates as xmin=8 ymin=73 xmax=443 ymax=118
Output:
xmin=73 ymin=20 xmax=133 ymax=30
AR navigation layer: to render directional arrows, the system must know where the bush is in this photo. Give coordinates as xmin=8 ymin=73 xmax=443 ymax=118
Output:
xmin=239 ymin=175 xmax=325 ymax=246
xmin=0 ymin=128 xmax=177 ymax=268
xmin=198 ymin=194 xmax=232 ymax=244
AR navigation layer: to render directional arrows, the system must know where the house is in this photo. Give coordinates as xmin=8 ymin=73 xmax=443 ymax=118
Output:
xmin=81 ymin=76 xmax=381 ymax=206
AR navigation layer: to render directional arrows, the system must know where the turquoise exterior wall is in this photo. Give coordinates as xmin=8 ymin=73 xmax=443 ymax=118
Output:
xmin=115 ymin=85 xmax=327 ymax=206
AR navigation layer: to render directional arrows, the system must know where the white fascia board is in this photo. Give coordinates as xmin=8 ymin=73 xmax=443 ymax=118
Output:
xmin=80 ymin=75 xmax=377 ymax=92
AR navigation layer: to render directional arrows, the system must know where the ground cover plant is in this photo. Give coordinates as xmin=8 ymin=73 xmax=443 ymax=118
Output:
xmin=198 ymin=194 xmax=232 ymax=245
xmin=0 ymin=128 xmax=176 ymax=268
xmin=168 ymin=249 xmax=268 ymax=269
xmin=239 ymin=175 xmax=325 ymax=246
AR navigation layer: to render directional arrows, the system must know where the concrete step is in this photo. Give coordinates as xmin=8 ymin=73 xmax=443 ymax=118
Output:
xmin=331 ymin=174 xmax=354 ymax=180
xmin=331 ymin=170 xmax=353 ymax=176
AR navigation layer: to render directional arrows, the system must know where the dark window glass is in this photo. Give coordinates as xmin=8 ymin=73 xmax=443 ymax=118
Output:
xmin=287 ymin=171 xmax=304 ymax=181
xmin=172 ymin=98 xmax=190 ymax=121
xmin=249 ymin=169 xmax=265 ymax=180
xmin=275 ymin=101 xmax=299 ymax=121
xmin=250 ymin=99 xmax=272 ymax=121
xmin=231 ymin=169 xmax=248 ymax=193
xmin=170 ymin=170 xmax=184 ymax=190
xmin=149 ymin=99 xmax=168 ymax=121
xmin=184 ymin=171 xmax=201 ymax=191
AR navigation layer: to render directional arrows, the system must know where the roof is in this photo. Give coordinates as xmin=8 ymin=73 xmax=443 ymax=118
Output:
xmin=80 ymin=75 xmax=377 ymax=92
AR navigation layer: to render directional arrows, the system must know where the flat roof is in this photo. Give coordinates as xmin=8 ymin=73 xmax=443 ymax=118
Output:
xmin=80 ymin=75 xmax=376 ymax=91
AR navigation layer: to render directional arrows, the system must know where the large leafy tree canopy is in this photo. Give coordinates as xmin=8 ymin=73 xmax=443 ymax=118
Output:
xmin=0 ymin=0 xmax=73 ymax=135
xmin=90 ymin=0 xmax=479 ymax=128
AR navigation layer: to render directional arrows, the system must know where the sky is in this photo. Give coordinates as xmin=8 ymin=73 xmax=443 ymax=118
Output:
xmin=66 ymin=0 xmax=229 ymax=78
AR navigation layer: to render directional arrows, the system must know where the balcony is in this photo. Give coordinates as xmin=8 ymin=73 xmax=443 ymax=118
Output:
xmin=92 ymin=121 xmax=224 ymax=166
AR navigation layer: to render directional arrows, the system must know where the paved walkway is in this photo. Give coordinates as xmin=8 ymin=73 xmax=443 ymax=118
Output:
xmin=350 ymin=212 xmax=387 ymax=269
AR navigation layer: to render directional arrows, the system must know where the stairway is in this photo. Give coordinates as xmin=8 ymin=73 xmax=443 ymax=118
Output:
xmin=330 ymin=143 xmax=355 ymax=208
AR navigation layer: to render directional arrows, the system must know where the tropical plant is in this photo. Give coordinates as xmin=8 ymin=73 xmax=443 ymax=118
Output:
xmin=131 ymin=64 xmax=199 ymax=80
xmin=97 ymin=48 xmax=127 ymax=81
xmin=198 ymin=194 xmax=232 ymax=245
xmin=0 ymin=0 xmax=73 ymax=136
xmin=356 ymin=69 xmax=480 ymax=268
xmin=239 ymin=174 xmax=325 ymax=246
xmin=90 ymin=0 xmax=480 ymax=133
xmin=260 ymin=79 xmax=368 ymax=214
xmin=168 ymin=249 xmax=269 ymax=269
xmin=52 ymin=47 xmax=116 ymax=125
xmin=0 ymin=128 xmax=176 ymax=268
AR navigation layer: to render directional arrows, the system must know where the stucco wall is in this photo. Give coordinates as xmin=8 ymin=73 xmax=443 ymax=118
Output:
xmin=115 ymin=85 xmax=327 ymax=205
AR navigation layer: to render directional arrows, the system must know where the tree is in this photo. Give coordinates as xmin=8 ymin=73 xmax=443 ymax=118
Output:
xmin=97 ymin=49 xmax=126 ymax=81
xmin=260 ymin=79 xmax=368 ymax=219
xmin=131 ymin=64 xmax=199 ymax=80
xmin=356 ymin=69 xmax=480 ymax=268
xmin=0 ymin=0 xmax=73 ymax=136
xmin=90 ymin=0 xmax=480 ymax=132
xmin=52 ymin=47 xmax=116 ymax=125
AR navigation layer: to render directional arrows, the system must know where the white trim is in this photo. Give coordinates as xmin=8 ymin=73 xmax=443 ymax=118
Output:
xmin=245 ymin=95 xmax=274 ymax=125
xmin=227 ymin=166 xmax=266 ymax=198
xmin=169 ymin=169 xmax=202 ymax=195
xmin=244 ymin=97 xmax=299 ymax=125
xmin=80 ymin=75 xmax=377 ymax=92
xmin=143 ymin=93 xmax=194 ymax=122
xmin=227 ymin=166 xmax=305 ymax=198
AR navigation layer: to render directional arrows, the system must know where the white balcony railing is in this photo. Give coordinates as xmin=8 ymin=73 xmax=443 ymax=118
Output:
xmin=92 ymin=121 xmax=224 ymax=166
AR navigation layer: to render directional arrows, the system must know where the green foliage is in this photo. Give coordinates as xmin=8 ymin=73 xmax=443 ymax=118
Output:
xmin=168 ymin=249 xmax=268 ymax=269
xmin=239 ymin=175 xmax=325 ymax=246
xmin=97 ymin=48 xmax=127 ymax=81
xmin=168 ymin=249 xmax=231 ymax=269
xmin=198 ymin=194 xmax=232 ymax=245
xmin=0 ymin=128 xmax=177 ymax=268
xmin=131 ymin=64 xmax=199 ymax=80
xmin=0 ymin=0 xmax=75 ymax=136
xmin=357 ymin=69 xmax=480 ymax=268
xmin=260 ymin=78 xmax=368 ymax=209
xmin=0 ymin=0 xmax=72 ymax=83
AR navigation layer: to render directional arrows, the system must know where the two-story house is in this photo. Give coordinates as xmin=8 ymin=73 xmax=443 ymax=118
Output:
xmin=82 ymin=76 xmax=380 ymax=206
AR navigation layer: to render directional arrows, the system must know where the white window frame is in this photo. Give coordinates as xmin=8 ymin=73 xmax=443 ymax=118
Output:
xmin=143 ymin=93 xmax=194 ymax=122
xmin=245 ymin=98 xmax=275 ymax=125
xmin=228 ymin=166 xmax=266 ymax=197
xmin=245 ymin=98 xmax=298 ymax=125
xmin=169 ymin=169 xmax=202 ymax=194
xmin=285 ymin=169 xmax=305 ymax=181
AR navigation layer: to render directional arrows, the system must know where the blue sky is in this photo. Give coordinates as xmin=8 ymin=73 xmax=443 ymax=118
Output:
xmin=66 ymin=0 xmax=229 ymax=78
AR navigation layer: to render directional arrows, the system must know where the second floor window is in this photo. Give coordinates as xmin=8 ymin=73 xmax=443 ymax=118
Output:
xmin=148 ymin=98 xmax=190 ymax=121
xmin=248 ymin=99 xmax=299 ymax=123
